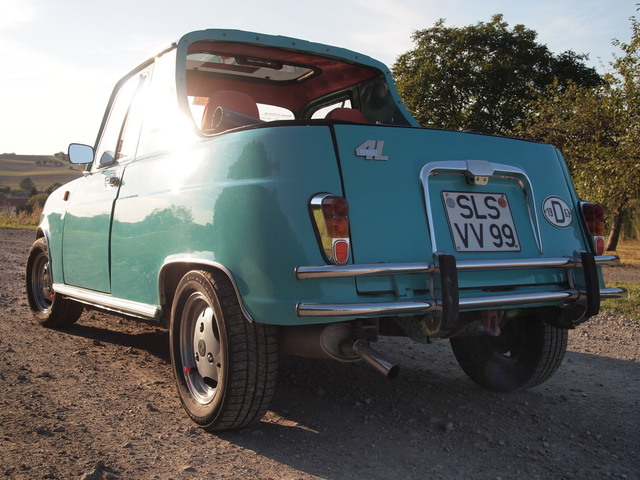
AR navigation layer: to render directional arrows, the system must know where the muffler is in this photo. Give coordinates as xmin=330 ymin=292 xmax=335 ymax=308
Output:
xmin=279 ymin=324 xmax=360 ymax=362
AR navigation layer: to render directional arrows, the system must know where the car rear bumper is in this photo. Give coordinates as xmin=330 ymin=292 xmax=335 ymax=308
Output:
xmin=295 ymin=254 xmax=626 ymax=319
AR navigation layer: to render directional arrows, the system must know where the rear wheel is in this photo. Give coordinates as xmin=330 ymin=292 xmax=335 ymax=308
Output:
xmin=450 ymin=313 xmax=567 ymax=392
xmin=169 ymin=270 xmax=278 ymax=430
xmin=26 ymin=237 xmax=83 ymax=327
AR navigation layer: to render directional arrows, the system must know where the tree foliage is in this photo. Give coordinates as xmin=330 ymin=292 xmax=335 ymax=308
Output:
xmin=517 ymin=13 xmax=640 ymax=249
xmin=393 ymin=15 xmax=602 ymax=135
xmin=19 ymin=177 xmax=37 ymax=195
xmin=518 ymin=82 xmax=631 ymax=206
xmin=53 ymin=151 xmax=70 ymax=163
xmin=45 ymin=182 xmax=62 ymax=194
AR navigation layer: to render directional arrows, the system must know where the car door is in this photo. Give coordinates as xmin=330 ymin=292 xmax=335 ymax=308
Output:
xmin=62 ymin=67 xmax=151 ymax=292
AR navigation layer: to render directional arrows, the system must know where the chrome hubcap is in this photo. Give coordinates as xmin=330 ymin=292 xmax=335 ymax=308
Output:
xmin=180 ymin=293 xmax=222 ymax=405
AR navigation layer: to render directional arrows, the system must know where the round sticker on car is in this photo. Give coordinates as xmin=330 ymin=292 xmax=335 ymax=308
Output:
xmin=542 ymin=196 xmax=573 ymax=228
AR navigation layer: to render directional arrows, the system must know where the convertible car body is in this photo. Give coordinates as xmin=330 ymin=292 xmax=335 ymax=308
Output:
xmin=26 ymin=29 xmax=625 ymax=430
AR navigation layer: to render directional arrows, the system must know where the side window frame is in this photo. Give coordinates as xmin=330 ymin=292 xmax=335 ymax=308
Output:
xmin=301 ymin=90 xmax=354 ymax=120
xmin=93 ymin=65 xmax=153 ymax=171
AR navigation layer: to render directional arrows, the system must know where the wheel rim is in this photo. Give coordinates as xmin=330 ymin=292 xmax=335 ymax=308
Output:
xmin=179 ymin=292 xmax=223 ymax=405
xmin=30 ymin=251 xmax=53 ymax=312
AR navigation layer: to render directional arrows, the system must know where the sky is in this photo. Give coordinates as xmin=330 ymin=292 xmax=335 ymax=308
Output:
xmin=0 ymin=0 xmax=637 ymax=155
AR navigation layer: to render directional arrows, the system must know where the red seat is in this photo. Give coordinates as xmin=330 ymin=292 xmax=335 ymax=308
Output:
xmin=325 ymin=108 xmax=367 ymax=123
xmin=201 ymin=91 xmax=259 ymax=131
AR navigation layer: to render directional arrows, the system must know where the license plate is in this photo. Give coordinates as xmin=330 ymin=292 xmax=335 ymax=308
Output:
xmin=441 ymin=191 xmax=521 ymax=252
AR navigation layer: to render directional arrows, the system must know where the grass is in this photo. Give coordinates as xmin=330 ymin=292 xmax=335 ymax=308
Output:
xmin=0 ymin=205 xmax=42 ymax=229
xmin=601 ymin=281 xmax=639 ymax=319
xmin=609 ymin=240 xmax=640 ymax=268
xmin=601 ymin=240 xmax=640 ymax=320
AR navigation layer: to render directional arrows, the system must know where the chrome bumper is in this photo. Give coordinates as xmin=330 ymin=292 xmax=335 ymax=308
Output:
xmin=295 ymin=254 xmax=626 ymax=318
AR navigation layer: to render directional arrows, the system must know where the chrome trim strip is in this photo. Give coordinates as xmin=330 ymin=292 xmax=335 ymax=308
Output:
xmin=296 ymin=255 xmax=620 ymax=280
xmin=594 ymin=255 xmax=621 ymax=266
xmin=309 ymin=192 xmax=334 ymax=263
xmin=600 ymin=287 xmax=627 ymax=299
xmin=456 ymin=258 xmax=575 ymax=271
xmin=296 ymin=300 xmax=436 ymax=317
xmin=53 ymin=284 xmax=159 ymax=319
xmin=458 ymin=290 xmax=579 ymax=309
xmin=296 ymin=286 xmax=627 ymax=318
xmin=419 ymin=160 xmax=543 ymax=254
xmin=295 ymin=262 xmax=437 ymax=279
xmin=296 ymin=286 xmax=628 ymax=318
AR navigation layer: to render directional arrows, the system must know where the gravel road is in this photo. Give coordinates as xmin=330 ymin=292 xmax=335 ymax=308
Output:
xmin=1 ymin=228 xmax=639 ymax=480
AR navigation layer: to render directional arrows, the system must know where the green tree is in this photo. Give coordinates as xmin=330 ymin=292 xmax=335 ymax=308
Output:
xmin=19 ymin=177 xmax=37 ymax=196
xmin=607 ymin=11 xmax=640 ymax=247
xmin=53 ymin=151 xmax=69 ymax=163
xmin=45 ymin=182 xmax=62 ymax=194
xmin=393 ymin=15 xmax=602 ymax=135
xmin=517 ymin=13 xmax=640 ymax=250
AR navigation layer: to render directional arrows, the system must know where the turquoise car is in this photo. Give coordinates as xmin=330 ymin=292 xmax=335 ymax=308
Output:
xmin=26 ymin=29 xmax=625 ymax=431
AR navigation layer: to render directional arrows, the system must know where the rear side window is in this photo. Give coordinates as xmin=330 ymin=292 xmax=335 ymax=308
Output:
xmin=311 ymin=99 xmax=353 ymax=119
xmin=358 ymin=78 xmax=411 ymax=126
xmin=187 ymin=97 xmax=295 ymax=124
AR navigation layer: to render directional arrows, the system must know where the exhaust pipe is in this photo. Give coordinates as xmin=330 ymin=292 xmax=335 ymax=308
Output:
xmin=350 ymin=339 xmax=399 ymax=380
xmin=279 ymin=324 xmax=400 ymax=379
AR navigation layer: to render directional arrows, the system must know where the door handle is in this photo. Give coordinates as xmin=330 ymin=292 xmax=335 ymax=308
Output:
xmin=105 ymin=175 xmax=120 ymax=187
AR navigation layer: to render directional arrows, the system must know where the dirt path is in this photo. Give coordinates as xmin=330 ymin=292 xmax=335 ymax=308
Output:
xmin=1 ymin=228 xmax=639 ymax=480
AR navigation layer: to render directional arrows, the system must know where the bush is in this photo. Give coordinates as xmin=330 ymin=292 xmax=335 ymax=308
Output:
xmin=0 ymin=203 xmax=42 ymax=229
xmin=27 ymin=193 xmax=49 ymax=212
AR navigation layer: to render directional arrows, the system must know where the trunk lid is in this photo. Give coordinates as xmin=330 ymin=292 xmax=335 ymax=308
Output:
xmin=331 ymin=125 xmax=587 ymax=294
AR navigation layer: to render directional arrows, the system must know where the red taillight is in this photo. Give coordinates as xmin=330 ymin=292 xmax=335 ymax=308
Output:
xmin=594 ymin=237 xmax=605 ymax=256
xmin=333 ymin=239 xmax=350 ymax=265
xmin=310 ymin=193 xmax=351 ymax=265
xmin=582 ymin=203 xmax=605 ymax=235
xmin=322 ymin=196 xmax=350 ymax=238
xmin=581 ymin=202 xmax=606 ymax=255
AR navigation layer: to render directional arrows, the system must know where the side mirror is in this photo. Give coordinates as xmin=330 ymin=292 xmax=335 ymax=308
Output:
xmin=68 ymin=143 xmax=94 ymax=165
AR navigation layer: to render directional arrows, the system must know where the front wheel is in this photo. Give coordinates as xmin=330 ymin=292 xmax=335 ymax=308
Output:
xmin=169 ymin=270 xmax=278 ymax=431
xmin=450 ymin=313 xmax=567 ymax=392
xmin=26 ymin=237 xmax=83 ymax=327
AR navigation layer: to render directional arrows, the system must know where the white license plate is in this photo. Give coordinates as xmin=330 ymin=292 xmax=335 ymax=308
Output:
xmin=441 ymin=191 xmax=521 ymax=252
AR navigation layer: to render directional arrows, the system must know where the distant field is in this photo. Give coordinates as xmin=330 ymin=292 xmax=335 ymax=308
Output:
xmin=613 ymin=239 xmax=640 ymax=267
xmin=0 ymin=154 xmax=83 ymax=191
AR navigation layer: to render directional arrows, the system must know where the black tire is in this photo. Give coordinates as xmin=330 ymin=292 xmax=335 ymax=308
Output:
xmin=26 ymin=237 xmax=83 ymax=327
xmin=450 ymin=314 xmax=567 ymax=392
xmin=169 ymin=270 xmax=278 ymax=431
